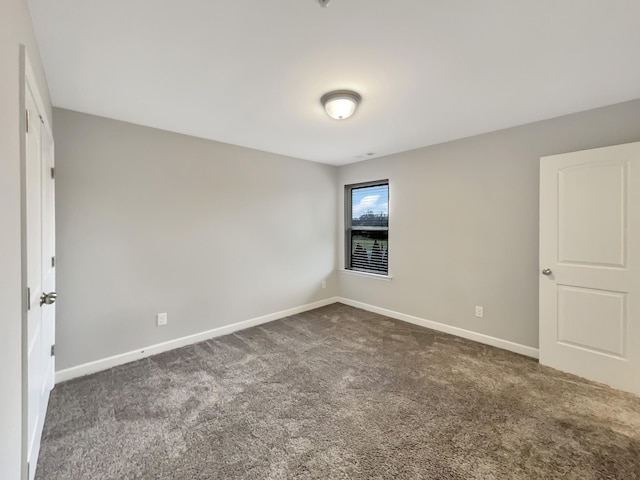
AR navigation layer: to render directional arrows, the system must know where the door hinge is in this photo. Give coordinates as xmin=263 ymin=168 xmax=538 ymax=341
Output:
xmin=39 ymin=114 xmax=44 ymax=124
xmin=26 ymin=109 xmax=30 ymax=133
xmin=51 ymin=344 xmax=55 ymax=356
xmin=51 ymin=167 xmax=55 ymax=179
xmin=27 ymin=287 xmax=31 ymax=311
xmin=52 ymin=256 xmax=56 ymax=268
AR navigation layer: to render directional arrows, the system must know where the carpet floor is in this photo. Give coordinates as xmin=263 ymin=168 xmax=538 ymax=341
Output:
xmin=36 ymin=303 xmax=640 ymax=479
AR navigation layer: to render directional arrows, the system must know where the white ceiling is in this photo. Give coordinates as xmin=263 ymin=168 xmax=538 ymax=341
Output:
xmin=28 ymin=0 xmax=640 ymax=165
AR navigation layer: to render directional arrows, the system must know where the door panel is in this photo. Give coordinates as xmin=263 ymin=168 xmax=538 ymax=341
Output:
xmin=557 ymin=286 xmax=626 ymax=357
xmin=25 ymin=81 xmax=44 ymax=474
xmin=558 ymin=162 xmax=626 ymax=267
xmin=540 ymin=142 xmax=640 ymax=396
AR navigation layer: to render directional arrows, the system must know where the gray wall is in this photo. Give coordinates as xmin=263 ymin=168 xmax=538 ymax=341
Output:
xmin=338 ymin=99 xmax=640 ymax=349
xmin=0 ymin=0 xmax=51 ymax=478
xmin=54 ymin=108 xmax=338 ymax=370
xmin=55 ymin=100 xmax=640 ymax=371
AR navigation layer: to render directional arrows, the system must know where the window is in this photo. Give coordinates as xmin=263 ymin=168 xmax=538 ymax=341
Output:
xmin=345 ymin=180 xmax=389 ymax=275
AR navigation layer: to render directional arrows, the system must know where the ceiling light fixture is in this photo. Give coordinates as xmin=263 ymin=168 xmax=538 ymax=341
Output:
xmin=318 ymin=0 xmax=331 ymax=7
xmin=320 ymin=90 xmax=361 ymax=120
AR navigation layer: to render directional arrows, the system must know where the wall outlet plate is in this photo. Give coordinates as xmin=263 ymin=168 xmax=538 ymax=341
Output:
xmin=157 ymin=313 xmax=168 ymax=326
xmin=475 ymin=306 xmax=484 ymax=318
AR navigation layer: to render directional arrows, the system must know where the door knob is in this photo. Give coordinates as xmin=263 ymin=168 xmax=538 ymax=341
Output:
xmin=40 ymin=292 xmax=57 ymax=306
xmin=541 ymin=268 xmax=552 ymax=276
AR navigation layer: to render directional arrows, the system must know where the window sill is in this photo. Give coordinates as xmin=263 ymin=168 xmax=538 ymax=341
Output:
xmin=339 ymin=269 xmax=393 ymax=281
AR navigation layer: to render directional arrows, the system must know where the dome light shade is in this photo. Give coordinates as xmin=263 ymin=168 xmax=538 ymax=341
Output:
xmin=321 ymin=90 xmax=361 ymax=120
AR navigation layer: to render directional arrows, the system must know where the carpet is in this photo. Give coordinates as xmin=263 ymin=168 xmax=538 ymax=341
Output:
xmin=36 ymin=303 xmax=640 ymax=479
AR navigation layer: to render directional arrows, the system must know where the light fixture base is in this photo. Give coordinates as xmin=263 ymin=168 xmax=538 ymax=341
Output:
xmin=320 ymin=90 xmax=362 ymax=120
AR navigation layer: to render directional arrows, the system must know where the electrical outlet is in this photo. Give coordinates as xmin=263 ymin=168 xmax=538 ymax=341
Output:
xmin=321 ymin=280 xmax=326 ymax=289
xmin=475 ymin=306 xmax=484 ymax=318
xmin=157 ymin=312 xmax=167 ymax=326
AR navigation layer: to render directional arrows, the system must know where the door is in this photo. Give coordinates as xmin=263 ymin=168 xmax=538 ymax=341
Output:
xmin=25 ymin=63 xmax=56 ymax=480
xmin=539 ymin=142 xmax=640 ymax=396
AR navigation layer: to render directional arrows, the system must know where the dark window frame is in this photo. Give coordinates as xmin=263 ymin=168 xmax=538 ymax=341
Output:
xmin=345 ymin=179 xmax=389 ymax=275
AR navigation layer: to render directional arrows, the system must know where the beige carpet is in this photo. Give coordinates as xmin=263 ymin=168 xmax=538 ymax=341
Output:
xmin=36 ymin=303 xmax=640 ymax=479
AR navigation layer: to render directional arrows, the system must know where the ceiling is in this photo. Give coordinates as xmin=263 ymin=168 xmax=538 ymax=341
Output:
xmin=28 ymin=0 xmax=640 ymax=166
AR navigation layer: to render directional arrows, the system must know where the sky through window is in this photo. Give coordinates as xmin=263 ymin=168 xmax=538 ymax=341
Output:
xmin=351 ymin=184 xmax=388 ymax=220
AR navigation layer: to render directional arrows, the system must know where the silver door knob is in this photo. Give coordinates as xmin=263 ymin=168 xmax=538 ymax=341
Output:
xmin=40 ymin=292 xmax=57 ymax=306
xmin=541 ymin=268 xmax=552 ymax=276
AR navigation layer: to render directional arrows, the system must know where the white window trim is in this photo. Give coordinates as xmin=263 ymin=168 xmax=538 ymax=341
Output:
xmin=339 ymin=269 xmax=393 ymax=281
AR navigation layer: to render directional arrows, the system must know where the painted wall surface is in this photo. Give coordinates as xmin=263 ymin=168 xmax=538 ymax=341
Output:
xmin=53 ymin=108 xmax=338 ymax=370
xmin=0 ymin=0 xmax=51 ymax=478
xmin=338 ymin=99 xmax=640 ymax=349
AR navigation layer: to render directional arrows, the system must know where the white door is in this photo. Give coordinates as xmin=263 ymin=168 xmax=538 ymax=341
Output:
xmin=41 ymin=108 xmax=56 ymax=395
xmin=539 ymin=142 xmax=640 ymax=396
xmin=25 ymin=64 xmax=56 ymax=480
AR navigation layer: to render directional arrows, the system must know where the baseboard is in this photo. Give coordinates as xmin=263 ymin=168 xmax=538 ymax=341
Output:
xmin=55 ymin=296 xmax=340 ymax=383
xmin=57 ymin=295 xmax=538 ymax=383
xmin=336 ymin=297 xmax=539 ymax=359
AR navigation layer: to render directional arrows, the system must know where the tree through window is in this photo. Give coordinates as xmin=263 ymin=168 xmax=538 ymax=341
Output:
xmin=345 ymin=180 xmax=389 ymax=275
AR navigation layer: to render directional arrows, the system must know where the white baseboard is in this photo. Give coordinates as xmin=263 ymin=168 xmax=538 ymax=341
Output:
xmin=336 ymin=297 xmax=539 ymax=359
xmin=57 ymin=295 xmax=538 ymax=383
xmin=55 ymin=296 xmax=339 ymax=383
